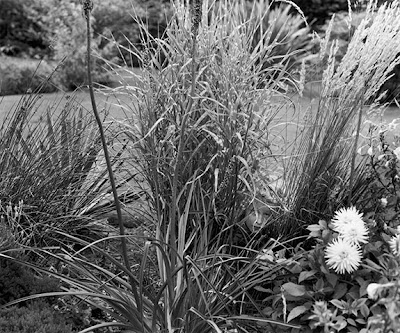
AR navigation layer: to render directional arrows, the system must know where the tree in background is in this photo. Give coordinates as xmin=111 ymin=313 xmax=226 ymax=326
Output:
xmin=0 ymin=0 xmax=47 ymax=56
xmin=93 ymin=0 xmax=171 ymax=67
xmin=290 ymin=0 xmax=394 ymax=26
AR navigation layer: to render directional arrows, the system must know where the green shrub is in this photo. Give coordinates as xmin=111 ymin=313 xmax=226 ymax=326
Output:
xmin=20 ymin=0 xmax=169 ymax=87
xmin=24 ymin=0 xmax=111 ymax=90
xmin=0 ymin=57 xmax=58 ymax=95
xmin=0 ymin=300 xmax=74 ymax=333
xmin=0 ymin=0 xmax=47 ymax=57
xmin=291 ymin=0 xmax=349 ymax=25
xmin=255 ymin=206 xmax=392 ymax=332
xmin=55 ymin=53 xmax=112 ymax=91
xmin=0 ymin=257 xmax=107 ymax=332
xmin=291 ymin=0 xmax=392 ymax=26
xmin=318 ymin=9 xmax=400 ymax=103
xmin=94 ymin=0 xmax=172 ymax=67
xmin=0 ymin=258 xmax=60 ymax=306
xmin=245 ymin=2 xmax=313 ymax=86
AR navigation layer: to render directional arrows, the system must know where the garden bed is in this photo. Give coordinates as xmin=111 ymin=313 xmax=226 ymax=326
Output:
xmin=2 ymin=0 xmax=400 ymax=332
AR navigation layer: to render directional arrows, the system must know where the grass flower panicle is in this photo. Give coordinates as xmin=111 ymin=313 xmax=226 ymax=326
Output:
xmin=331 ymin=206 xmax=365 ymax=234
xmin=190 ymin=0 xmax=202 ymax=37
xmin=325 ymin=237 xmax=362 ymax=274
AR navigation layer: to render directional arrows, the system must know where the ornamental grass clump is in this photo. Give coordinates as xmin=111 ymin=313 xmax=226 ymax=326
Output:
xmin=266 ymin=0 xmax=400 ymax=241
xmin=0 ymin=81 xmax=133 ymax=248
xmin=105 ymin=0 xmax=299 ymax=329
xmin=116 ymin=0 xmax=308 ymax=260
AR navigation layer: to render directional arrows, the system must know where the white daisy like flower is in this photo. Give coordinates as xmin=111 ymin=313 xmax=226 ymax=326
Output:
xmin=325 ymin=238 xmax=362 ymax=274
xmin=331 ymin=207 xmax=364 ymax=234
xmin=389 ymin=234 xmax=400 ymax=256
xmin=380 ymin=198 xmax=388 ymax=207
xmin=340 ymin=222 xmax=369 ymax=246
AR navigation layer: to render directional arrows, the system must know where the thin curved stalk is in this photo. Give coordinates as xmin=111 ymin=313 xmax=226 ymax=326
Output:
xmin=82 ymin=0 xmax=140 ymax=313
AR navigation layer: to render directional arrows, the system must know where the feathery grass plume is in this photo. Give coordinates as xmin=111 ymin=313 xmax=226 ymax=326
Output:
xmin=298 ymin=58 xmax=306 ymax=97
xmin=0 ymin=203 xmax=19 ymax=252
xmin=190 ymin=0 xmax=203 ymax=37
xmin=0 ymin=201 xmax=32 ymax=250
xmin=267 ymin=0 xmax=400 ymax=240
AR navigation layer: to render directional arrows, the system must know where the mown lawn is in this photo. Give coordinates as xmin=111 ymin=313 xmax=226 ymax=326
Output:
xmin=1 ymin=84 xmax=399 ymax=146
xmin=0 ymin=89 xmax=132 ymax=123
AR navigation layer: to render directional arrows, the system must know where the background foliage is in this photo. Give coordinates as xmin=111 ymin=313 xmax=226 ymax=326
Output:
xmin=1 ymin=0 xmax=397 ymax=95
xmin=0 ymin=0 xmax=46 ymax=57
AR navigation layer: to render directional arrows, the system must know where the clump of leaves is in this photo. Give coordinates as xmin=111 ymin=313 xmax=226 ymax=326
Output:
xmin=0 ymin=257 xmax=60 ymax=305
xmin=0 ymin=300 xmax=74 ymax=333
xmin=357 ymin=120 xmax=400 ymax=230
xmin=254 ymin=202 xmax=400 ymax=333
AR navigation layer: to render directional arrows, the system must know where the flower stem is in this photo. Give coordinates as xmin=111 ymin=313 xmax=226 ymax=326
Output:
xmin=82 ymin=1 xmax=139 ymax=305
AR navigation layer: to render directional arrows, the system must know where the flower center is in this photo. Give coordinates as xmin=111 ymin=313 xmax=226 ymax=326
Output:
xmin=348 ymin=229 xmax=357 ymax=237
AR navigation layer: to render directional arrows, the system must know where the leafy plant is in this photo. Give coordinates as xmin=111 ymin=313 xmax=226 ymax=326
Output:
xmin=255 ymin=208 xmax=377 ymax=332
xmin=93 ymin=0 xmax=172 ymax=67
xmin=0 ymin=257 xmax=60 ymax=305
xmin=0 ymin=0 xmax=46 ymax=57
xmin=254 ymin=198 xmax=400 ymax=333
xmin=0 ymin=300 xmax=74 ymax=333
xmin=357 ymin=122 xmax=400 ymax=228
xmin=24 ymin=0 xmax=110 ymax=90
xmin=0 ymin=58 xmax=58 ymax=95
xmin=245 ymin=1 xmax=313 ymax=85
